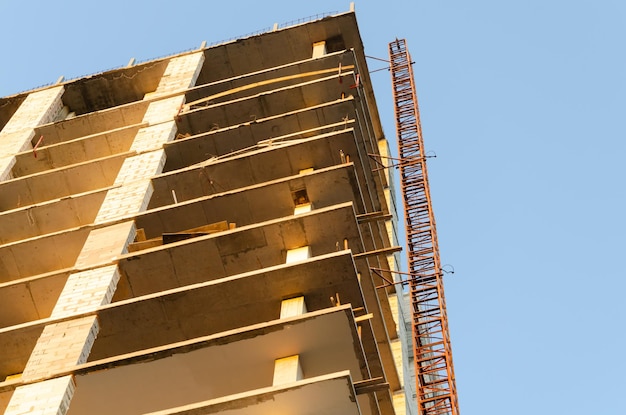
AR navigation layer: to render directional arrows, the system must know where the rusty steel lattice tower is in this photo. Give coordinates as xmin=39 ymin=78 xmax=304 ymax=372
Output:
xmin=388 ymin=38 xmax=459 ymax=415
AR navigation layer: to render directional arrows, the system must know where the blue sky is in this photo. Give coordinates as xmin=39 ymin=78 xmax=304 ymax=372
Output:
xmin=1 ymin=1 xmax=625 ymax=414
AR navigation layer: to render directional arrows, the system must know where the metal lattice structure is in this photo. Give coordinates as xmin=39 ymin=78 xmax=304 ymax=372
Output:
xmin=388 ymin=38 xmax=459 ymax=415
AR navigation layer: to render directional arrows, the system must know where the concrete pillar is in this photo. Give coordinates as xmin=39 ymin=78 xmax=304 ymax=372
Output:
xmin=94 ymin=153 xmax=163 ymax=224
xmin=274 ymin=298 xmax=307 ymax=385
xmin=74 ymin=221 xmax=136 ymax=269
xmin=146 ymin=52 xmax=204 ymax=99
xmin=50 ymin=265 xmax=120 ymax=318
xmin=5 ymin=53 xmax=205 ymax=415
xmin=285 ymin=246 xmax=311 ymax=263
xmin=0 ymin=86 xmax=64 ymax=181
xmin=280 ymin=296 xmax=307 ymax=318
xmin=272 ymin=355 xmax=303 ymax=385
xmin=312 ymin=41 xmax=327 ymax=59
xmin=294 ymin=203 xmax=312 ymax=215
xmin=21 ymin=316 xmax=99 ymax=381
xmin=4 ymin=376 xmax=74 ymax=415
xmin=95 ymin=52 xmax=204 ymax=224
xmin=393 ymin=391 xmax=407 ymax=415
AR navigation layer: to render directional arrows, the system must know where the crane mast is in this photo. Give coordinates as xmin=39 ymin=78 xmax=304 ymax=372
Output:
xmin=388 ymin=39 xmax=459 ymax=415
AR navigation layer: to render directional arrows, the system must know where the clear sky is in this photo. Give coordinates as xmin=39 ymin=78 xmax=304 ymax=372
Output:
xmin=1 ymin=1 xmax=625 ymax=414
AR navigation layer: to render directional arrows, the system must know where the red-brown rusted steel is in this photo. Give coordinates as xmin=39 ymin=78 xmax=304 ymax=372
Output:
xmin=388 ymin=38 xmax=459 ymax=415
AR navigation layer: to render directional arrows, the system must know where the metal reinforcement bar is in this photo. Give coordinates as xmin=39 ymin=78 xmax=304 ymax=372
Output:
xmin=388 ymin=38 xmax=459 ymax=415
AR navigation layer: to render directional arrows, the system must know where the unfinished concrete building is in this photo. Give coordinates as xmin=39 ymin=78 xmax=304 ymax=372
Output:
xmin=0 ymin=9 xmax=416 ymax=415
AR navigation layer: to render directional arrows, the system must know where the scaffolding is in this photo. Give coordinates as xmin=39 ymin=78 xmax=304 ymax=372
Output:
xmin=388 ymin=38 xmax=459 ymax=415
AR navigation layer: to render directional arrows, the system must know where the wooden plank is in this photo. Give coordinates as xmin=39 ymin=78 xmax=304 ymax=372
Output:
xmin=127 ymin=221 xmax=234 ymax=252
xmin=135 ymin=228 xmax=147 ymax=242
xmin=127 ymin=238 xmax=162 ymax=253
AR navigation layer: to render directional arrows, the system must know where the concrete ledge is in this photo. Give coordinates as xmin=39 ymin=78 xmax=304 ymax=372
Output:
xmin=143 ymin=164 xmax=363 ymax=239
xmin=68 ymin=309 xmax=365 ymax=415
xmin=118 ymin=202 xmax=362 ymax=298
xmin=92 ymin=249 xmax=365 ymax=360
xmin=154 ymin=131 xmax=362 ymax=211
xmin=0 ymin=151 xmax=132 ymax=212
xmin=12 ymin=124 xmax=144 ymax=177
xmin=140 ymin=372 xmax=361 ymax=415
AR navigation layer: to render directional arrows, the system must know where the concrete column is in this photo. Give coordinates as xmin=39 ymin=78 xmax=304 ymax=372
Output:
xmin=294 ymin=203 xmax=312 ymax=215
xmin=74 ymin=221 xmax=136 ymax=269
xmin=5 ymin=53 xmax=205 ymax=415
xmin=50 ymin=265 xmax=120 ymax=318
xmin=95 ymin=52 xmax=204 ymax=223
xmin=275 ymin=298 xmax=307 ymax=385
xmin=94 ymin=152 xmax=164 ymax=224
xmin=280 ymin=296 xmax=307 ymax=318
xmin=4 ymin=376 xmax=74 ymax=415
xmin=21 ymin=317 xmax=99 ymax=381
xmin=272 ymin=355 xmax=304 ymax=385
xmin=146 ymin=52 xmax=204 ymax=99
xmin=129 ymin=119 xmax=177 ymax=153
xmin=0 ymin=86 xmax=64 ymax=181
xmin=285 ymin=246 xmax=311 ymax=263
xmin=312 ymin=41 xmax=327 ymax=58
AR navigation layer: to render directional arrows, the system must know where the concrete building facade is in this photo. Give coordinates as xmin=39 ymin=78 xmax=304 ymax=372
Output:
xmin=0 ymin=10 xmax=416 ymax=415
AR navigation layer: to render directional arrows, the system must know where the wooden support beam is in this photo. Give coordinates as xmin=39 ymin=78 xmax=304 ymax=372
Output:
xmin=354 ymin=377 xmax=389 ymax=394
xmin=273 ymin=355 xmax=303 ymax=385
xmin=353 ymin=246 xmax=402 ymax=259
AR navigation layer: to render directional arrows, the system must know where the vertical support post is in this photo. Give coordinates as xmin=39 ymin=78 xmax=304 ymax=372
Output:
xmin=280 ymin=296 xmax=307 ymax=318
xmin=5 ymin=52 xmax=207 ymax=415
xmin=272 ymin=355 xmax=304 ymax=385
xmin=285 ymin=246 xmax=311 ymax=263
